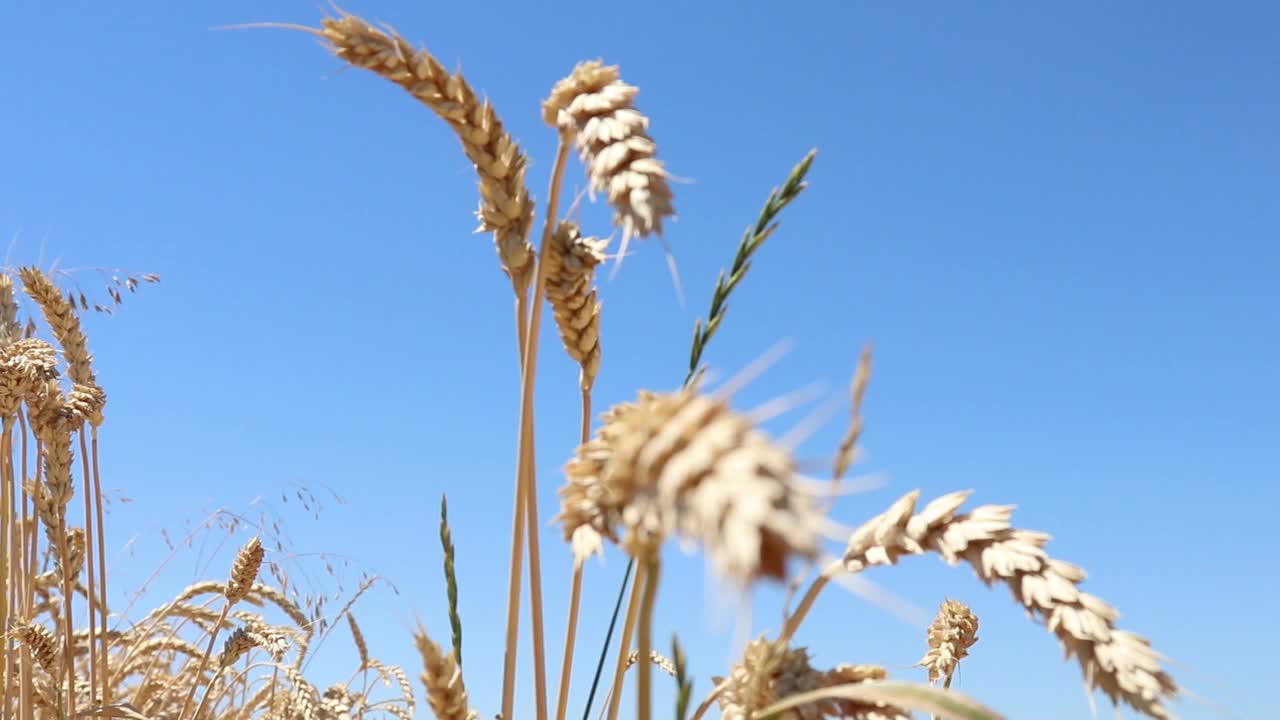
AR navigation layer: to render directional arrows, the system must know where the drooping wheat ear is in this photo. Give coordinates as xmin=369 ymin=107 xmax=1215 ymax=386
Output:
xmin=0 ymin=275 xmax=23 ymax=348
xmin=714 ymin=638 xmax=906 ymax=720
xmin=414 ymin=627 xmax=478 ymax=720
xmin=8 ymin=620 xmax=59 ymax=675
xmin=544 ymin=221 xmax=607 ymax=391
xmin=841 ymin=490 xmax=1177 ymax=719
xmin=346 ymin=612 xmax=369 ymax=670
xmin=225 ymin=537 xmax=264 ymax=604
xmin=558 ymin=388 xmax=822 ymax=585
xmin=19 ymin=267 xmax=96 ymax=388
xmin=543 ymin=60 xmax=675 ymax=264
xmin=218 ymin=627 xmax=258 ymax=668
xmin=918 ymin=599 xmax=978 ymax=687
xmin=316 ymin=12 xmax=535 ymax=294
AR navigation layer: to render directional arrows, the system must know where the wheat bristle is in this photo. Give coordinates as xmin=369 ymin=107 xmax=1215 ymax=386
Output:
xmin=317 ymin=13 xmax=536 ymax=293
xmin=558 ymin=387 xmax=821 ymax=585
xmin=543 ymin=60 xmax=675 ymax=258
xmin=842 ymin=490 xmax=1177 ymax=718
xmin=545 ymin=220 xmax=607 ymax=390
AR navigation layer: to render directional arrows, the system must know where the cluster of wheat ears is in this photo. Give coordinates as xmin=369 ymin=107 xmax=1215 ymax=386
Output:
xmin=1 ymin=7 xmax=1184 ymax=720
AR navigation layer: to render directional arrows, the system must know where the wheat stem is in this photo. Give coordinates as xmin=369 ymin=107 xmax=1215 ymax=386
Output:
xmin=635 ymin=558 xmax=660 ymax=720
xmin=555 ymin=389 xmax=593 ymax=720
xmin=77 ymin=430 xmax=98 ymax=706
xmin=503 ymin=136 xmax=571 ymax=720
xmin=605 ymin=562 xmax=647 ymax=720
xmin=1 ymin=422 xmax=11 ymax=719
xmin=779 ymin=569 xmax=834 ymax=644
xmin=91 ymin=427 xmax=109 ymax=703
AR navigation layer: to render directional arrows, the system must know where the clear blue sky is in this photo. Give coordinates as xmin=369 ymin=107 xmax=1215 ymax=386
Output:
xmin=2 ymin=2 xmax=1276 ymax=718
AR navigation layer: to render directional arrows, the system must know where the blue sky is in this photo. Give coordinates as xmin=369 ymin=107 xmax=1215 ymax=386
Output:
xmin=2 ymin=2 xmax=1276 ymax=718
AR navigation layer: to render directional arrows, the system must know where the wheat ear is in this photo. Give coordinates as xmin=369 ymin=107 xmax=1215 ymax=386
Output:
xmin=415 ymin=627 xmax=477 ymax=720
xmin=315 ymin=12 xmax=535 ymax=295
xmin=841 ymin=490 xmax=1177 ymax=718
xmin=918 ymin=599 xmax=978 ymax=690
xmin=178 ymin=536 xmax=263 ymax=720
xmin=543 ymin=61 xmax=675 ymax=273
xmin=544 ymin=221 xmax=607 ymax=393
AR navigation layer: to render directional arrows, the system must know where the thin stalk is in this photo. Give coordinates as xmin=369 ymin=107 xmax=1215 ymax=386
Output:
xmin=605 ymin=562 xmax=647 ymax=720
xmin=78 ymin=430 xmax=98 ymax=706
xmin=778 ymin=568 xmax=834 ymax=644
xmin=1 ymin=422 xmax=12 ymax=720
xmin=502 ymin=137 xmax=572 ymax=720
xmin=554 ymin=389 xmax=592 ymax=720
xmin=91 ymin=427 xmax=109 ymax=703
xmin=581 ymin=561 xmax=631 ymax=720
xmin=635 ymin=559 xmax=660 ymax=720
xmin=56 ymin=516 xmax=76 ymax=717
xmin=500 ymin=293 xmax=531 ymax=720
xmin=191 ymin=665 xmax=228 ymax=720
xmin=19 ymin=415 xmax=33 ymax=720
xmin=177 ymin=603 xmax=231 ymax=720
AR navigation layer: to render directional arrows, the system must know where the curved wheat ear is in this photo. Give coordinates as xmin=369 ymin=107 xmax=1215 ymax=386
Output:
xmin=715 ymin=638 xmax=907 ymax=720
xmin=558 ymin=388 xmax=822 ymax=585
xmin=917 ymin=599 xmax=978 ymax=685
xmin=19 ymin=267 xmax=97 ymax=388
xmin=414 ymin=627 xmax=478 ymax=720
xmin=543 ymin=60 xmax=675 ymax=267
xmin=842 ymin=490 xmax=1176 ymax=719
xmin=225 ymin=537 xmax=265 ymax=604
xmin=545 ymin=220 xmax=607 ymax=391
xmin=316 ymin=12 xmax=535 ymax=294
xmin=8 ymin=619 xmax=60 ymax=675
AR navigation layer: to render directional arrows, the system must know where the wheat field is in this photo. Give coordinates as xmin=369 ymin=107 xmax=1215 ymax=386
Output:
xmin=4 ymin=4 xmax=1268 ymax=720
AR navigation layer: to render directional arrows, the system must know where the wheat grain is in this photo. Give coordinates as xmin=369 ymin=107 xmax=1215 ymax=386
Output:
xmin=345 ymin=613 xmax=368 ymax=670
xmin=7 ymin=620 xmax=59 ymax=675
xmin=414 ymin=628 xmax=477 ymax=720
xmin=841 ymin=490 xmax=1176 ymax=718
xmin=218 ymin=627 xmax=257 ymax=668
xmin=543 ymin=61 xmax=675 ymax=264
xmin=544 ymin=221 xmax=607 ymax=391
xmin=558 ymin=388 xmax=821 ymax=584
xmin=316 ymin=12 xmax=536 ymax=294
xmin=917 ymin=599 xmax=978 ymax=686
